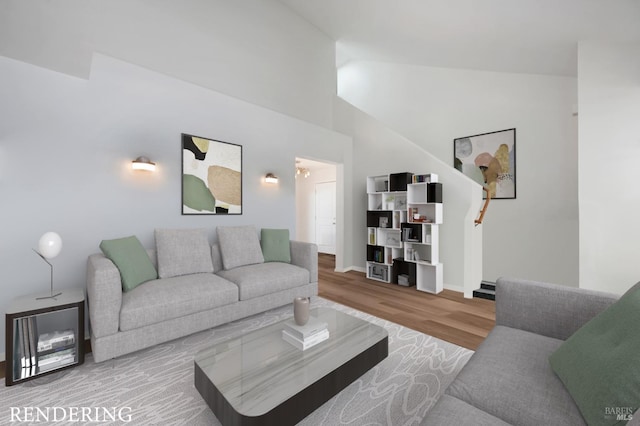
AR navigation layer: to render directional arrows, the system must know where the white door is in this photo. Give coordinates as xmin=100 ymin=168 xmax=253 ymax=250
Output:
xmin=315 ymin=181 xmax=336 ymax=254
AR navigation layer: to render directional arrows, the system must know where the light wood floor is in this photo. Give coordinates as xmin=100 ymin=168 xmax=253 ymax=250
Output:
xmin=318 ymin=254 xmax=495 ymax=350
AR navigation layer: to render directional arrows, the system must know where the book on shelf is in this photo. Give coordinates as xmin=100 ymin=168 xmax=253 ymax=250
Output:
xmin=38 ymin=348 xmax=75 ymax=367
xmin=412 ymin=173 xmax=438 ymax=183
xmin=284 ymin=318 xmax=328 ymax=340
xmin=38 ymin=329 xmax=75 ymax=352
xmin=38 ymin=354 xmax=76 ymax=373
xmin=282 ymin=329 xmax=329 ymax=351
xmin=39 ymin=360 xmax=74 ymax=373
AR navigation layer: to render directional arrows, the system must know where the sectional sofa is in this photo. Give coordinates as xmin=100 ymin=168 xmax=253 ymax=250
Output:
xmin=86 ymin=226 xmax=317 ymax=363
xmin=422 ymin=277 xmax=640 ymax=426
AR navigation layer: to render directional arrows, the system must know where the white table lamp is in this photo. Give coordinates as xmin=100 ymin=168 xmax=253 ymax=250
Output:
xmin=34 ymin=231 xmax=63 ymax=299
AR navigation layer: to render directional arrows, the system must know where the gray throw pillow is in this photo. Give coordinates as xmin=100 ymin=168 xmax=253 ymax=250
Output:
xmin=155 ymin=228 xmax=213 ymax=278
xmin=217 ymin=225 xmax=264 ymax=270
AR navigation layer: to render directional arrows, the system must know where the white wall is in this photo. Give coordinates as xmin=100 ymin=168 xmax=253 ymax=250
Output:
xmin=0 ymin=0 xmax=336 ymax=127
xmin=338 ymin=61 xmax=579 ymax=287
xmin=333 ymin=98 xmax=483 ymax=296
xmin=0 ymin=54 xmax=352 ymax=356
xmin=295 ymin=165 xmax=338 ymax=244
xmin=578 ymin=41 xmax=640 ymax=295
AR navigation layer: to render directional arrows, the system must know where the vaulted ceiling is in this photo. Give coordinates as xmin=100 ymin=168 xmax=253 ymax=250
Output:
xmin=278 ymin=0 xmax=640 ymax=76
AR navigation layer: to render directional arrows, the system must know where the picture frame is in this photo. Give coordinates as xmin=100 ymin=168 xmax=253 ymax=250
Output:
xmin=453 ymin=128 xmax=516 ymax=199
xmin=182 ymin=133 xmax=243 ymax=214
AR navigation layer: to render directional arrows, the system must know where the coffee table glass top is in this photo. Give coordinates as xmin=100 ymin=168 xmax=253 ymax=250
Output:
xmin=194 ymin=307 xmax=388 ymax=417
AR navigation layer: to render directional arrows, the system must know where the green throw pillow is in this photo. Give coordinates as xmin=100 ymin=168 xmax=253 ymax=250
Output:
xmin=260 ymin=229 xmax=291 ymax=263
xmin=549 ymin=284 xmax=640 ymax=425
xmin=100 ymin=236 xmax=158 ymax=292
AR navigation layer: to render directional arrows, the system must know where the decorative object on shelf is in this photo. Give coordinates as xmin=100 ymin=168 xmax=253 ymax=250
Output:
xmin=293 ymin=297 xmax=310 ymax=326
xmin=34 ymin=232 xmax=63 ymax=300
xmin=454 ymin=128 xmax=516 ymax=199
xmin=385 ymin=195 xmax=395 ymax=210
xmin=131 ymin=156 xmax=156 ymax=171
xmin=264 ymin=173 xmax=279 ymax=184
xmin=182 ymin=133 xmax=242 ymax=215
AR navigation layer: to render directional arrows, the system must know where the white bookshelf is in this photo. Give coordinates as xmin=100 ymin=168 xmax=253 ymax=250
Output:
xmin=366 ymin=173 xmax=444 ymax=293
xmin=405 ymin=180 xmax=443 ymax=294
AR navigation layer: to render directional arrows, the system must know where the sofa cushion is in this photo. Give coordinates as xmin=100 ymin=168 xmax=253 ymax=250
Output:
xmin=446 ymin=325 xmax=586 ymax=426
xmin=216 ymin=262 xmax=309 ymax=300
xmin=155 ymin=228 xmax=213 ymax=278
xmin=421 ymin=394 xmax=511 ymax=426
xmin=99 ymin=235 xmax=158 ymax=292
xmin=217 ymin=225 xmax=264 ymax=270
xmin=119 ymin=273 xmax=238 ymax=331
xmin=549 ymin=282 xmax=640 ymax=426
xmin=261 ymin=229 xmax=291 ymax=263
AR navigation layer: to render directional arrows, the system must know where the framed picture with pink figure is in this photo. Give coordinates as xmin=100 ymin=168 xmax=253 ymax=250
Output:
xmin=454 ymin=128 xmax=516 ymax=199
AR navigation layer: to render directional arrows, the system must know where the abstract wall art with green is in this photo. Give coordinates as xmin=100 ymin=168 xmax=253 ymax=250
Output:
xmin=182 ymin=133 xmax=242 ymax=214
xmin=454 ymin=128 xmax=516 ymax=199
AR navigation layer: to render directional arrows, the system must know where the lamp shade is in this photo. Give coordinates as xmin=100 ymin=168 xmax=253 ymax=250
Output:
xmin=38 ymin=232 xmax=62 ymax=259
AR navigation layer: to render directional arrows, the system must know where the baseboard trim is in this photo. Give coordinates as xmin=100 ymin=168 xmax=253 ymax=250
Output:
xmin=444 ymin=284 xmax=464 ymax=293
xmin=333 ymin=265 xmax=366 ymax=273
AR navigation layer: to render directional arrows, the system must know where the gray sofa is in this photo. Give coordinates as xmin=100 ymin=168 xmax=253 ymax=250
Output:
xmin=87 ymin=240 xmax=317 ymax=363
xmin=422 ymin=277 xmax=640 ymax=426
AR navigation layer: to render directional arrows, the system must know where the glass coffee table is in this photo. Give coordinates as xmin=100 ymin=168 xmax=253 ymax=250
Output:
xmin=194 ymin=307 xmax=388 ymax=425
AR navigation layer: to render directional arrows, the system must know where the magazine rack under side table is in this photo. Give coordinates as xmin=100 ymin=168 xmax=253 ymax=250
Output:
xmin=5 ymin=289 xmax=85 ymax=386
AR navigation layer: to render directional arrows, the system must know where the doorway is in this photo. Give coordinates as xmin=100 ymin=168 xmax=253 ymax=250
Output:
xmin=294 ymin=158 xmax=337 ymax=255
xmin=315 ymin=181 xmax=336 ymax=254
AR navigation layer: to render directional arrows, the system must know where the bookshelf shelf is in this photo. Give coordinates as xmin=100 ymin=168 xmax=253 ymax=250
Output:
xmin=366 ymin=172 xmax=444 ymax=293
xmin=4 ymin=289 xmax=85 ymax=386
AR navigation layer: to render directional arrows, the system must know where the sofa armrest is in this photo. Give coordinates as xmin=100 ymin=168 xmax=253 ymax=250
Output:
xmin=495 ymin=277 xmax=618 ymax=341
xmin=86 ymin=254 xmax=123 ymax=338
xmin=290 ymin=241 xmax=318 ymax=284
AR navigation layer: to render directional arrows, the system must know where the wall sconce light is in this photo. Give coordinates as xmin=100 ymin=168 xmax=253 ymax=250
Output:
xmin=132 ymin=156 xmax=156 ymax=171
xmin=265 ymin=173 xmax=279 ymax=184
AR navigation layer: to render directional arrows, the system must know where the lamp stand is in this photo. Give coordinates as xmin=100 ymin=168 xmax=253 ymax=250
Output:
xmin=34 ymin=249 xmax=62 ymax=300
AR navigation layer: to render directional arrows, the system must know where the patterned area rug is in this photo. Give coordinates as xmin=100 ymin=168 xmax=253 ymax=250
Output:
xmin=1 ymin=297 xmax=472 ymax=425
